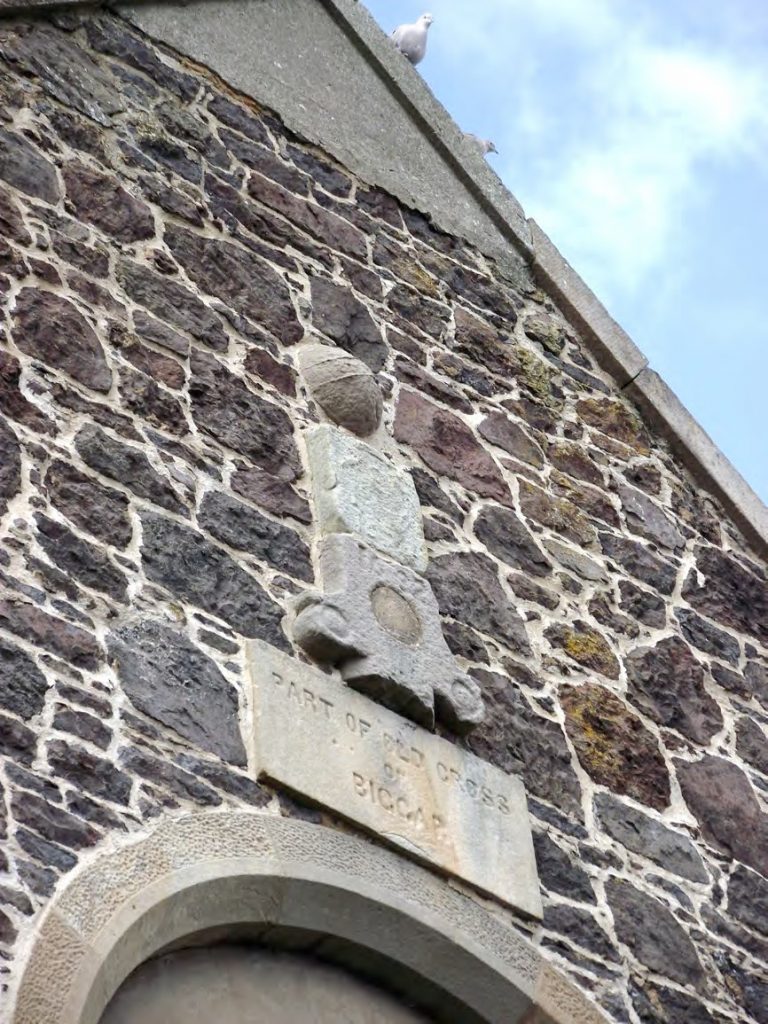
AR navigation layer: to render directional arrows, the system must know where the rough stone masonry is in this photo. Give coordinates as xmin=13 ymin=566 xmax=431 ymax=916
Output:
xmin=0 ymin=9 xmax=766 ymax=1024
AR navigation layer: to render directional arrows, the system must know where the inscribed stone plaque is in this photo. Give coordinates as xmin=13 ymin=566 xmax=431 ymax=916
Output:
xmin=248 ymin=641 xmax=542 ymax=918
xmin=304 ymin=425 xmax=427 ymax=573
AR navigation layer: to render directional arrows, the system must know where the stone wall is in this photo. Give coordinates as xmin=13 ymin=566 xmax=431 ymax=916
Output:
xmin=0 ymin=10 xmax=766 ymax=1024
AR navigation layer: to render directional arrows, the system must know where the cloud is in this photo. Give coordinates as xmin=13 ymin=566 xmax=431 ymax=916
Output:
xmin=531 ymin=45 xmax=768 ymax=295
xmin=424 ymin=0 xmax=768 ymax=299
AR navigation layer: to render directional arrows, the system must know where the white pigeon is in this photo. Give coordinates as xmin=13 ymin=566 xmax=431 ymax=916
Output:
xmin=465 ymin=134 xmax=499 ymax=157
xmin=391 ymin=13 xmax=433 ymax=66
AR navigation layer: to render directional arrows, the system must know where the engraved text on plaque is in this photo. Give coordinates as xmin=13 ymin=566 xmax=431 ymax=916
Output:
xmin=248 ymin=641 xmax=542 ymax=918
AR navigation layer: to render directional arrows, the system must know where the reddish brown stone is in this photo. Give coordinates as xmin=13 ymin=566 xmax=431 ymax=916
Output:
xmin=545 ymin=622 xmax=620 ymax=679
xmin=548 ymin=441 xmax=604 ymax=486
xmin=12 ymin=288 xmax=111 ymax=393
xmin=118 ymin=259 xmax=228 ymax=352
xmin=166 ymin=226 xmax=302 ymax=346
xmin=394 ymin=390 xmax=510 ymax=503
xmin=577 ymin=397 xmax=651 ymax=453
xmin=625 ymin=637 xmax=723 ymax=744
xmin=0 ymin=597 xmax=102 ymax=670
xmin=676 ymin=755 xmax=768 ymax=876
xmin=111 ymin=324 xmax=185 ymax=389
xmin=683 ymin=546 xmax=768 ymax=645
xmin=736 ymin=718 xmax=768 ymax=777
xmin=0 ymin=415 xmax=20 ymax=516
xmin=551 ymin=471 xmax=620 ymax=529
xmin=519 ymin=479 xmax=596 ymax=546
xmin=62 ymin=161 xmax=154 ymax=243
xmin=562 ymin=683 xmax=670 ymax=809
xmin=0 ymin=354 xmax=54 ymax=433
xmin=231 ymin=465 xmax=311 ymax=525
xmin=118 ymin=365 xmax=187 ymax=436
xmin=247 ymin=171 xmax=366 ymax=258
xmin=244 ymin=347 xmax=296 ymax=397
xmin=190 ymin=351 xmax=300 ymax=480
xmin=45 ymin=460 xmax=132 ymax=548
xmin=394 ymin=358 xmax=472 ymax=413
xmin=478 ymin=412 xmax=544 ymax=468
xmin=0 ymin=185 xmax=31 ymax=245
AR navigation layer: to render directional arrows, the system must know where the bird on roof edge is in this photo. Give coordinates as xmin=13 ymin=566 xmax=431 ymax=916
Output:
xmin=465 ymin=134 xmax=499 ymax=158
xmin=392 ymin=13 xmax=433 ymax=66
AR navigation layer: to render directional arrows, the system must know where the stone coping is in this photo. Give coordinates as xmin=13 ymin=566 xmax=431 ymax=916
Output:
xmin=0 ymin=0 xmax=765 ymax=558
xmin=10 ymin=812 xmax=609 ymax=1024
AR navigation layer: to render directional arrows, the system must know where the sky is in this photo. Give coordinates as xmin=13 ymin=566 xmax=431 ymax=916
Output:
xmin=363 ymin=0 xmax=768 ymax=506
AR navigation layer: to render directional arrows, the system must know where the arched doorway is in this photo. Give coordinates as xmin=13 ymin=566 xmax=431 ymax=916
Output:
xmin=100 ymin=946 xmax=433 ymax=1023
xmin=11 ymin=812 xmax=608 ymax=1024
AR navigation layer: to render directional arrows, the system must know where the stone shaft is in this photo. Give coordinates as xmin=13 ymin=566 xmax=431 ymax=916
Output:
xmin=305 ymin=425 xmax=427 ymax=573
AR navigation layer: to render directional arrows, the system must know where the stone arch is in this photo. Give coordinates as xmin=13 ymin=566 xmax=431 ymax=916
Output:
xmin=10 ymin=812 xmax=606 ymax=1024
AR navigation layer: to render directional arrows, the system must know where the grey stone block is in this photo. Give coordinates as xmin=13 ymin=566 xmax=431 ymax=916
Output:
xmin=292 ymin=534 xmax=484 ymax=732
xmin=305 ymin=425 xmax=427 ymax=573
xmin=119 ymin=0 xmax=532 ymax=272
xmin=529 ymin=218 xmax=648 ymax=388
